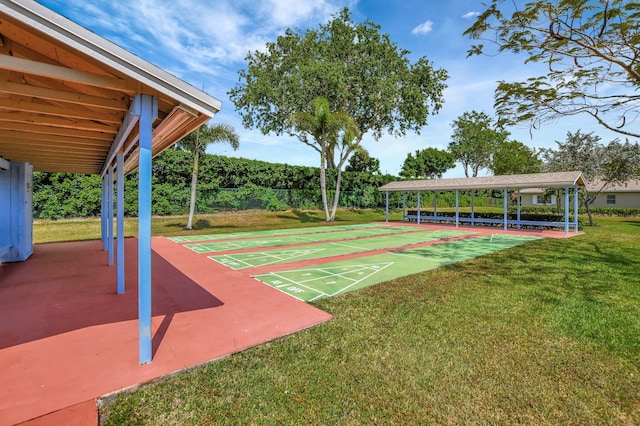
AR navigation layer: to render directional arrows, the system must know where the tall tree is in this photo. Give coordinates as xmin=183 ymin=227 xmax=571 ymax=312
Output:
xmin=541 ymin=130 xmax=640 ymax=225
xmin=399 ymin=147 xmax=455 ymax=179
xmin=289 ymin=97 xmax=357 ymax=221
xmin=490 ymin=140 xmax=542 ymax=175
xmin=345 ymin=149 xmax=381 ymax=174
xmin=448 ymin=110 xmax=509 ymax=177
xmin=465 ymin=0 xmax=640 ymax=139
xmin=179 ymin=123 xmax=239 ymax=230
xmin=229 ymin=8 xmax=448 ymax=220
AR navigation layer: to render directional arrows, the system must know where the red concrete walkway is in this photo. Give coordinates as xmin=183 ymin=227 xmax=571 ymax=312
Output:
xmin=0 ymin=237 xmax=332 ymax=425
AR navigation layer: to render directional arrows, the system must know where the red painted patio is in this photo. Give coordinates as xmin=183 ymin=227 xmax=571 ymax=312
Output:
xmin=0 ymin=237 xmax=332 ymax=425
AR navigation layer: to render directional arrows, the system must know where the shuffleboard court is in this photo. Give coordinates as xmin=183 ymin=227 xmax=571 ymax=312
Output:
xmin=254 ymin=233 xmax=538 ymax=302
xmin=210 ymin=229 xmax=472 ymax=270
xmin=184 ymin=225 xmax=427 ymax=254
xmin=169 ymin=223 xmax=383 ymax=243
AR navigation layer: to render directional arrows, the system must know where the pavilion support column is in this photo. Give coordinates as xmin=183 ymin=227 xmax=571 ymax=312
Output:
xmin=116 ymin=150 xmax=125 ymax=294
xmin=503 ymin=188 xmax=508 ymax=231
xmin=573 ymin=185 xmax=579 ymax=232
xmin=402 ymin=192 xmax=407 ymax=221
xmin=433 ymin=192 xmax=437 ymax=224
xmin=107 ymin=166 xmax=114 ymax=266
xmin=417 ymin=192 xmax=421 ymax=225
xmin=138 ymin=94 xmax=158 ymax=365
xmin=564 ymin=186 xmax=570 ymax=236
xmin=517 ymin=189 xmax=521 ymax=230
xmin=455 ymin=190 xmax=459 ymax=228
xmin=385 ymin=191 xmax=389 ymax=223
xmin=101 ymin=177 xmax=107 ymax=250
xmin=471 ymin=190 xmax=475 ymax=227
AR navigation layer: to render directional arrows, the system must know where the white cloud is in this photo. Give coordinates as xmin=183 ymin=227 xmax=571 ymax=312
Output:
xmin=462 ymin=11 xmax=480 ymax=19
xmin=411 ymin=20 xmax=434 ymax=36
xmin=262 ymin=0 xmax=344 ymax=27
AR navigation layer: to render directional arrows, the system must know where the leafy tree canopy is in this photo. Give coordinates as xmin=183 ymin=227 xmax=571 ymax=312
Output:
xmin=448 ymin=110 xmax=509 ymax=177
xmin=465 ymin=0 xmax=640 ymax=139
xmin=541 ymin=129 xmax=640 ymax=224
xmin=490 ymin=140 xmax=542 ymax=175
xmin=229 ymin=7 xmax=448 ymax=145
xmin=399 ymin=147 xmax=455 ymax=179
xmin=345 ymin=149 xmax=381 ymax=174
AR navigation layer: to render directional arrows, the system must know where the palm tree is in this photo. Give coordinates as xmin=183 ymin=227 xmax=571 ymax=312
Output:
xmin=290 ymin=97 xmax=358 ymax=221
xmin=179 ymin=123 xmax=239 ymax=230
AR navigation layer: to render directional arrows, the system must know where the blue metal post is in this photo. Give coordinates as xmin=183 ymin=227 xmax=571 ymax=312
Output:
xmin=417 ymin=192 xmax=421 ymax=224
xmin=573 ymin=185 xmax=579 ymax=232
xmin=117 ymin=151 xmax=125 ymax=294
xmin=455 ymin=190 xmax=459 ymax=228
xmin=402 ymin=192 xmax=406 ymax=221
xmin=503 ymin=188 xmax=508 ymax=231
xmin=564 ymin=186 xmax=570 ymax=236
xmin=517 ymin=189 xmax=521 ymax=230
xmin=471 ymin=190 xmax=475 ymax=227
xmin=138 ymin=94 xmax=157 ymax=364
xmin=385 ymin=191 xmax=389 ymax=222
xmin=101 ymin=177 xmax=107 ymax=250
xmin=433 ymin=192 xmax=437 ymax=224
xmin=107 ymin=166 xmax=114 ymax=266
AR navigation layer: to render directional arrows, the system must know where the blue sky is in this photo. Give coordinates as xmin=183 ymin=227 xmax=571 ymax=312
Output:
xmin=38 ymin=0 xmax=613 ymax=177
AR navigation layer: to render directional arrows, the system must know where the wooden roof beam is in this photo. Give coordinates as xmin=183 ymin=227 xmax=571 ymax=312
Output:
xmin=0 ymin=98 xmax=123 ymax=123
xmin=0 ymin=79 xmax=128 ymax=111
xmin=0 ymin=111 xmax=117 ymax=133
xmin=0 ymin=121 xmax=114 ymax=140
xmin=1 ymin=54 xmax=136 ymax=93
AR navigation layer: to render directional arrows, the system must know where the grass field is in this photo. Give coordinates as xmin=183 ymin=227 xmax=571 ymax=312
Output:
xmin=41 ymin=211 xmax=640 ymax=424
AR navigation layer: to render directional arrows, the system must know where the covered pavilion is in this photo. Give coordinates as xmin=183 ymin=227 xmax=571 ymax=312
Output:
xmin=0 ymin=0 xmax=222 ymax=365
xmin=379 ymin=171 xmax=587 ymax=236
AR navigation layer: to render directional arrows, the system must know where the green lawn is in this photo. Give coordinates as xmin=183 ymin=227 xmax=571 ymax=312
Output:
xmin=89 ymin=213 xmax=640 ymax=424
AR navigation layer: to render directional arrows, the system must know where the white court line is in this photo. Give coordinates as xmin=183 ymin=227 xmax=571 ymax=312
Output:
xmin=329 ymin=242 xmax=368 ymax=250
xmin=209 ymin=255 xmax=254 ymax=270
xmin=184 ymin=243 xmax=212 ymax=253
xmin=260 ymin=273 xmax=329 ymax=298
xmin=328 ymin=262 xmax=394 ymax=297
xmin=388 ymin=251 xmax=442 ymax=262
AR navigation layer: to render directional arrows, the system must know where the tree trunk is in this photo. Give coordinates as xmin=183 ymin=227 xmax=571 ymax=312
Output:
xmin=319 ymin=150 xmax=330 ymax=221
xmin=584 ymin=196 xmax=595 ymax=226
xmin=186 ymin=150 xmax=199 ymax=230
xmin=329 ymin=168 xmax=343 ymax=221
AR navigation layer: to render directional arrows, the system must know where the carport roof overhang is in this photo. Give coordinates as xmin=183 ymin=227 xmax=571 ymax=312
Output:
xmin=0 ymin=0 xmax=222 ymax=175
xmin=379 ymin=171 xmax=587 ymax=192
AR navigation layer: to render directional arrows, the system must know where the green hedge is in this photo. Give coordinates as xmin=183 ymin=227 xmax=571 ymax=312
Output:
xmin=32 ymin=149 xmax=398 ymax=219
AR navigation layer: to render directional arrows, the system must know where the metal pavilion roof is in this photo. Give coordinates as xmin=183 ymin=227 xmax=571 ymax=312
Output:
xmin=379 ymin=171 xmax=587 ymax=192
xmin=0 ymin=0 xmax=222 ymax=174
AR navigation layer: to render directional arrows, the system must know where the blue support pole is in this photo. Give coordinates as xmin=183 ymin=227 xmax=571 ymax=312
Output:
xmin=564 ymin=186 xmax=570 ymax=236
xmin=433 ymin=192 xmax=437 ymax=224
xmin=402 ymin=192 xmax=406 ymax=221
xmin=455 ymin=190 xmax=459 ymax=228
xmin=117 ymin=151 xmax=125 ymax=294
xmin=101 ymin=177 xmax=107 ymax=250
xmin=573 ymin=185 xmax=579 ymax=232
xmin=471 ymin=190 xmax=475 ymax=227
xmin=385 ymin=191 xmax=389 ymax=223
xmin=503 ymin=188 xmax=508 ymax=231
xmin=138 ymin=94 xmax=157 ymax=365
xmin=417 ymin=191 xmax=421 ymax=224
xmin=517 ymin=189 xmax=521 ymax=230
xmin=107 ymin=166 xmax=114 ymax=266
